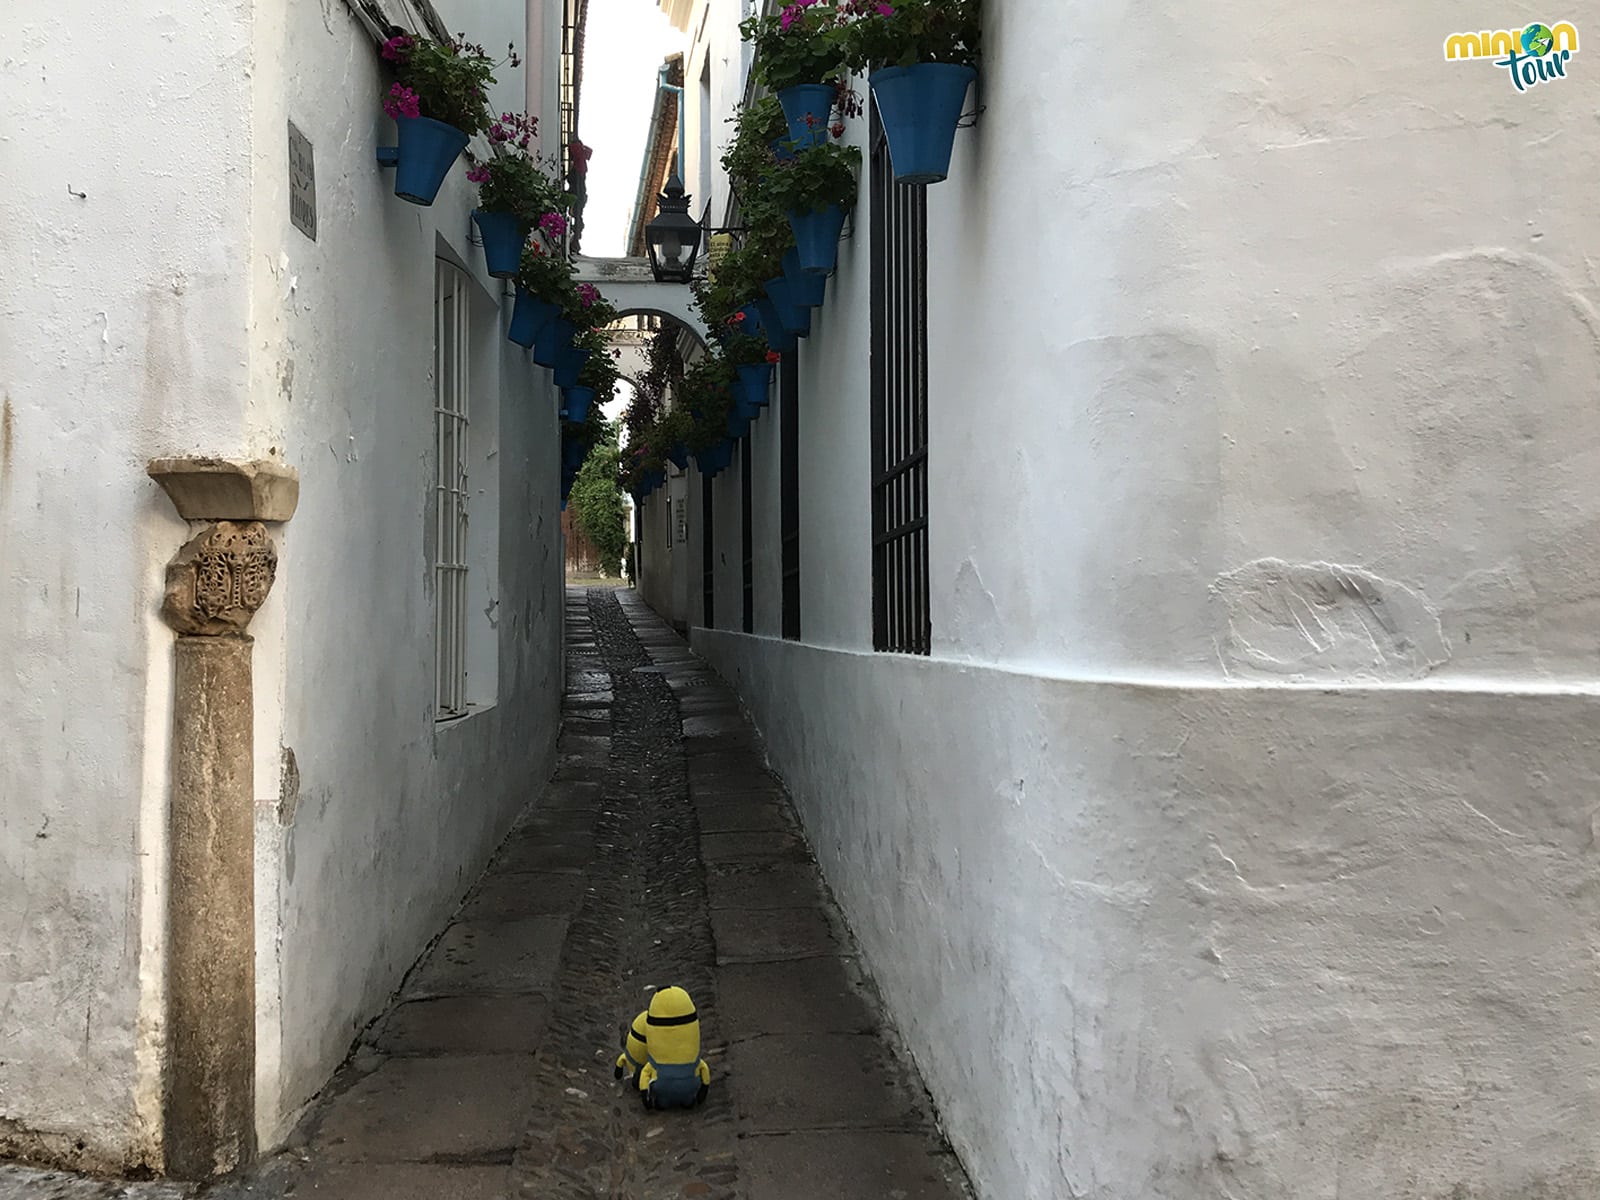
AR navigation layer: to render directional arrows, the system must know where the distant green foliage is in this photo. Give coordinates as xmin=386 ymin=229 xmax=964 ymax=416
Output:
xmin=570 ymin=437 xmax=627 ymax=576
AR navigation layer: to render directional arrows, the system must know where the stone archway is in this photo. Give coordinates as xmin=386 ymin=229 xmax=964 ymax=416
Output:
xmin=572 ymin=256 xmax=709 ymax=349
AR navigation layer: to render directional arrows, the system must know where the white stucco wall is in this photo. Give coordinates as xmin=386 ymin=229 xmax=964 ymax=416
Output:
xmin=0 ymin=0 xmax=565 ymax=1168
xmin=663 ymin=1 xmax=1600 ymax=1197
xmin=245 ymin=0 xmax=564 ymax=1146
xmin=0 ymin=0 xmax=256 ymax=1170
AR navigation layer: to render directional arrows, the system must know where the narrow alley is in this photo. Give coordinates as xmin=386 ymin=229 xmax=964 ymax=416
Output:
xmin=141 ymin=588 xmax=964 ymax=1200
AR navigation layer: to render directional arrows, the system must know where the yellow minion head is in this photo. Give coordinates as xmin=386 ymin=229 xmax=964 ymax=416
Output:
xmin=644 ymin=986 xmax=702 ymax=1066
xmin=614 ymin=1009 xmax=650 ymax=1080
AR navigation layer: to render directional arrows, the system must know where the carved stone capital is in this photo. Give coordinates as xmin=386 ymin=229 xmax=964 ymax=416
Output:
xmin=162 ymin=521 xmax=278 ymax=636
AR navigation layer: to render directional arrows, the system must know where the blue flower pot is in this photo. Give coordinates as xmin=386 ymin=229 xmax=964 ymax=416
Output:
xmin=765 ymin=277 xmax=810 ymax=338
xmin=562 ymin=440 xmax=587 ymax=472
xmin=787 ymin=205 xmax=847 ymax=275
xmin=731 ymin=304 xmax=762 ymax=336
xmin=508 ymin=288 xmax=561 ymax=347
xmin=696 ymin=438 xmax=735 ymax=477
xmin=777 ymin=84 xmax=835 ymax=151
xmin=668 ymin=444 xmax=689 ymax=470
xmin=388 ymin=115 xmax=470 ymax=205
xmin=553 ymin=347 xmax=592 ymax=389
xmin=737 ymin=362 xmax=775 ymax=407
xmin=770 ymin=138 xmax=799 ymax=164
xmin=561 ymin=385 xmax=596 ymax=424
xmin=783 ymin=250 xmax=827 ymax=308
xmin=473 ymin=210 xmax=528 ymax=278
xmin=533 ymin=318 xmax=577 ymax=367
xmin=752 ymin=300 xmax=795 ymax=354
xmin=869 ymin=63 xmax=977 ymax=185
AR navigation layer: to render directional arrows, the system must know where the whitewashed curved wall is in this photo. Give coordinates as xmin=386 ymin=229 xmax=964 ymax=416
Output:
xmin=683 ymin=1 xmax=1600 ymax=1197
xmin=0 ymin=0 xmax=255 ymax=1170
xmin=246 ymin=0 xmax=565 ymax=1148
xmin=0 ymin=0 xmax=565 ymax=1169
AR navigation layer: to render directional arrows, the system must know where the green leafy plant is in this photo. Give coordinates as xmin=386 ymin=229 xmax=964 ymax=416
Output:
xmin=517 ymin=241 xmax=577 ymax=304
xmin=380 ymin=31 xmax=512 ymax=135
xmin=569 ymin=437 xmax=628 ymax=576
xmin=576 ymin=331 xmax=623 ymax=398
xmin=679 ymin=356 xmax=737 ymax=452
xmin=722 ymin=96 xmax=790 ymax=199
xmin=466 ymin=113 xmax=572 ymax=224
xmin=740 ymin=2 xmax=849 ymax=91
xmin=762 ymin=142 xmax=862 ymax=215
xmin=564 ymin=282 xmax=620 ymax=330
xmin=841 ymin=0 xmax=981 ymax=70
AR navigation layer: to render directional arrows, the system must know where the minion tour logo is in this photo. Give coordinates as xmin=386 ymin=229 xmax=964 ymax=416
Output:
xmin=1444 ymin=21 xmax=1579 ymax=91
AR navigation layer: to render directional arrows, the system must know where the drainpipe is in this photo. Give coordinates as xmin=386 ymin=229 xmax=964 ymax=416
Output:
xmin=657 ymin=63 xmax=685 ymax=184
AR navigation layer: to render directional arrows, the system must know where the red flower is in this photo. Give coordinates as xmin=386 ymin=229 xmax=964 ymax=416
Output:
xmin=765 ymin=350 xmax=782 ymax=364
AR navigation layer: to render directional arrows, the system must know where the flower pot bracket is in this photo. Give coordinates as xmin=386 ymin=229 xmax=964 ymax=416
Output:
xmin=375 ymin=146 xmax=401 ymax=167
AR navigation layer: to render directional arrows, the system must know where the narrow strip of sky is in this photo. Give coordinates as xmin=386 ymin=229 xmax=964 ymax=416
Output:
xmin=577 ymin=0 xmax=687 ymax=257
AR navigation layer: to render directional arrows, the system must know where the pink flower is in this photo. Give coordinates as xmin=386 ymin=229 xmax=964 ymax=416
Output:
xmin=539 ymin=211 xmax=569 ymax=237
xmin=382 ymin=82 xmax=421 ymax=120
xmin=466 ymin=164 xmax=490 ymax=184
xmin=577 ymin=283 xmax=601 ymax=307
xmin=876 ymin=2 xmax=893 ymax=14
xmin=380 ymin=34 xmax=413 ymax=62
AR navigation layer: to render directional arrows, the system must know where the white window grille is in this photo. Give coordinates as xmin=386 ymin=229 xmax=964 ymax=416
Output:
xmin=435 ymin=262 xmax=471 ymax=717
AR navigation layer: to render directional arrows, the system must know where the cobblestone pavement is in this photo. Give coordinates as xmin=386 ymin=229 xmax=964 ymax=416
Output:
xmin=2 ymin=589 xmax=970 ymax=1200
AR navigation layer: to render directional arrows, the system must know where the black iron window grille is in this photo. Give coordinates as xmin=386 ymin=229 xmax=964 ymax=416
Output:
xmin=780 ymin=354 xmax=801 ymax=642
xmin=741 ymin=437 xmax=755 ymax=633
xmin=869 ymin=105 xmax=931 ymax=656
xmin=701 ymin=473 xmax=715 ymax=630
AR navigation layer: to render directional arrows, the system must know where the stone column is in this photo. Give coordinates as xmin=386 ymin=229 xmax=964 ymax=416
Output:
xmin=147 ymin=459 xmax=298 ymax=1180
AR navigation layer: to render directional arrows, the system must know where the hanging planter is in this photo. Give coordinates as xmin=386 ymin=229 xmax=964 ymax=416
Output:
xmin=533 ymin=318 xmax=578 ymax=368
xmin=379 ymin=115 xmax=471 ymax=206
xmin=668 ymin=444 xmax=690 ymax=471
xmin=561 ymin=385 xmax=597 ymax=424
xmin=695 ymin=438 xmax=735 ymax=477
xmin=553 ymin=347 xmax=592 ymax=389
xmin=562 ymin=439 xmax=587 ymax=473
xmin=508 ymin=287 xmax=561 ymax=348
xmin=776 ymin=85 xmax=836 ymax=151
xmin=752 ymin=300 xmax=796 ymax=355
xmin=737 ymin=362 xmax=775 ymax=407
xmin=765 ymin=277 xmax=811 ymax=338
xmin=869 ymin=64 xmax=977 ymax=185
xmin=783 ymin=250 xmax=827 ymax=308
xmin=787 ymin=205 xmax=847 ymax=276
xmin=472 ymin=210 xmax=528 ymax=278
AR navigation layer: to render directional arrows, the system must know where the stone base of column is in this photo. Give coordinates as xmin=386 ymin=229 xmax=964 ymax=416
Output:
xmin=163 ymin=634 xmax=256 ymax=1179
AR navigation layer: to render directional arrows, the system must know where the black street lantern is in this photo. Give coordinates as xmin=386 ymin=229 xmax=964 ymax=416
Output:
xmin=644 ymin=173 xmax=703 ymax=284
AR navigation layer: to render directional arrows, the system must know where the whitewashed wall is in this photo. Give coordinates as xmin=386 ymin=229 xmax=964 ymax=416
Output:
xmin=245 ymin=0 xmax=565 ymax=1147
xmin=0 ymin=0 xmax=256 ymax=1171
xmin=0 ymin=0 xmax=566 ymax=1169
xmin=679 ymin=1 xmax=1600 ymax=1197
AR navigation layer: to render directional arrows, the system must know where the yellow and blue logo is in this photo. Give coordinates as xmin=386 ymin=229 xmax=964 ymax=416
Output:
xmin=1444 ymin=21 xmax=1579 ymax=91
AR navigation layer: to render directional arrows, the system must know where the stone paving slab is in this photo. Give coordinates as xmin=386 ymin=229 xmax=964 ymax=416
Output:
xmin=699 ymin=830 xmax=811 ymax=864
xmin=487 ymin=836 xmax=593 ymax=873
xmin=282 ymin=1164 xmax=512 ymax=1198
xmin=712 ymin=907 xmax=841 ymax=962
xmin=311 ymin=1054 xmax=535 ymax=1162
xmin=729 ymin=1034 xmax=932 ymax=1133
xmin=457 ymin=872 xmax=589 ymax=920
xmin=718 ymin=960 xmax=879 ymax=1038
xmin=706 ymin=863 xmax=831 ymax=910
xmin=696 ymin=802 xmax=794 ymax=834
xmin=370 ymin=995 xmax=550 ymax=1056
xmin=740 ymin=1131 xmax=970 ymax=1200
xmin=401 ymin=917 xmax=567 ymax=997
xmin=0 ymin=1167 xmax=192 ymax=1200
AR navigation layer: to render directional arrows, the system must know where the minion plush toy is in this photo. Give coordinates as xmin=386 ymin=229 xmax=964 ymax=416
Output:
xmin=637 ymin=986 xmax=710 ymax=1110
xmin=613 ymin=1010 xmax=650 ymax=1086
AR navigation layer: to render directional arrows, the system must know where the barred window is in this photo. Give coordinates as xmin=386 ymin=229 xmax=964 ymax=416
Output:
xmin=869 ymin=104 xmax=930 ymax=655
xmin=434 ymin=261 xmax=472 ymax=714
